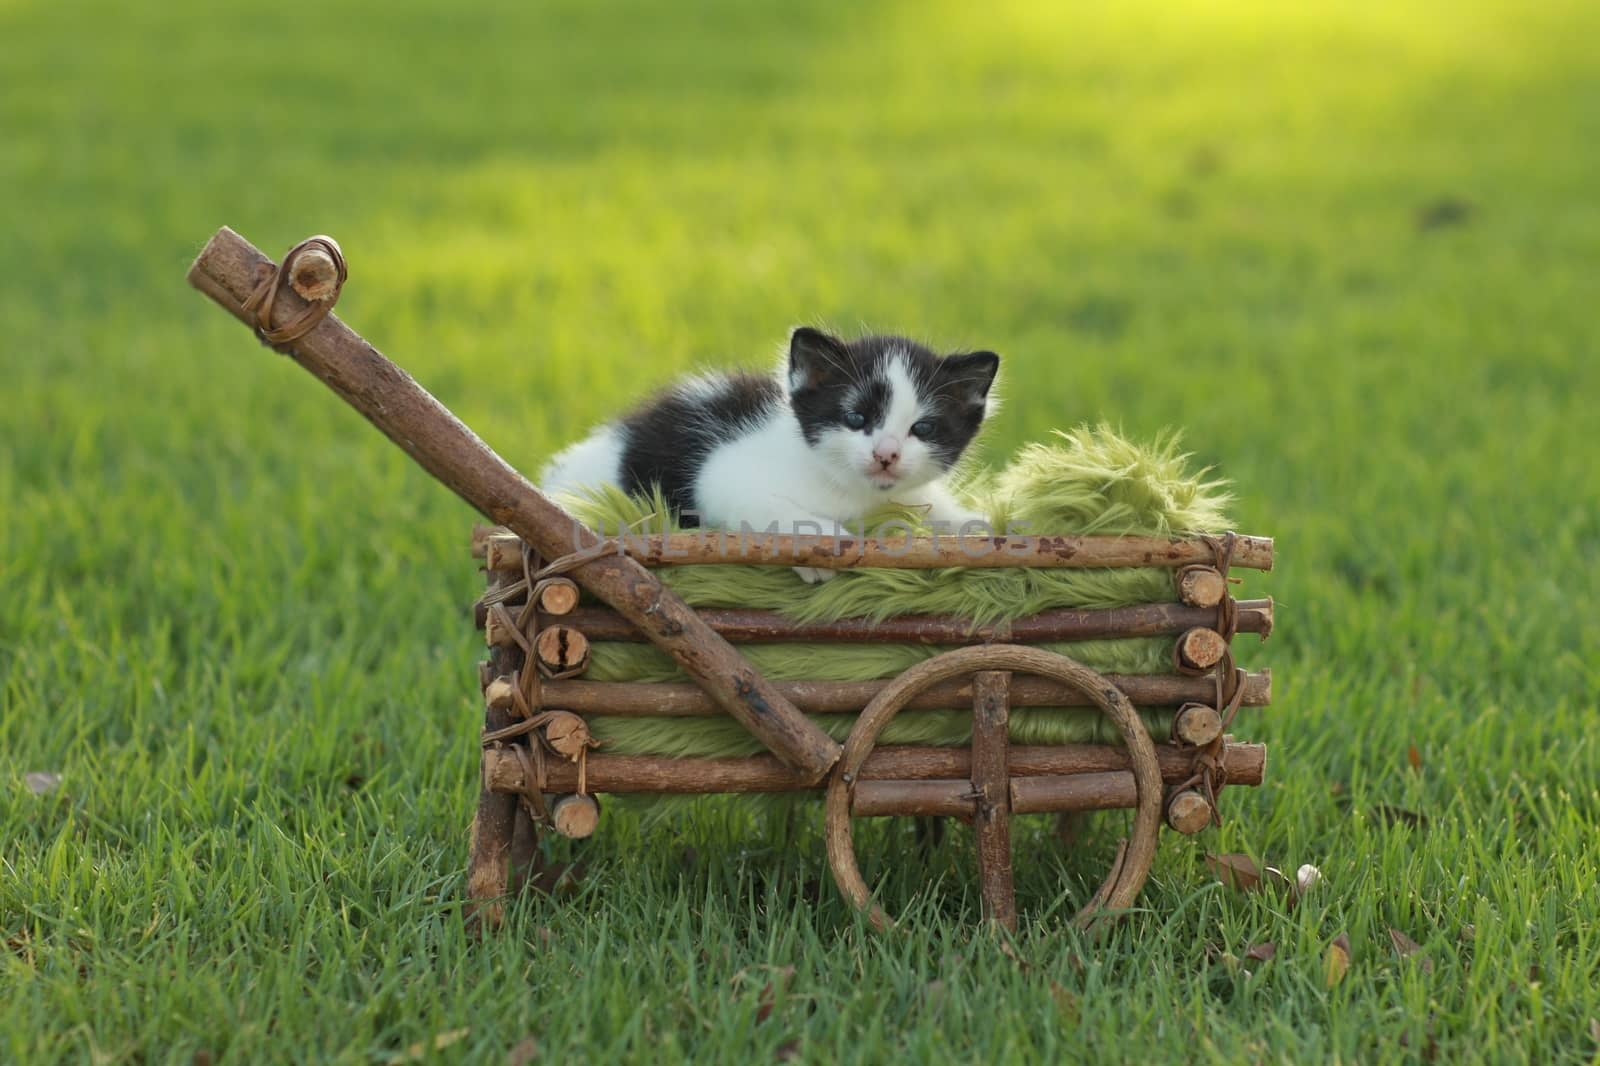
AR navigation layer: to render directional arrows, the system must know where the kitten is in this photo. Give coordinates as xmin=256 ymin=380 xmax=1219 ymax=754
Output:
xmin=541 ymin=327 xmax=1000 ymax=581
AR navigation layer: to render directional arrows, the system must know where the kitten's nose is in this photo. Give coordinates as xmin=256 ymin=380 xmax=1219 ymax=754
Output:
xmin=872 ymin=437 xmax=902 ymax=470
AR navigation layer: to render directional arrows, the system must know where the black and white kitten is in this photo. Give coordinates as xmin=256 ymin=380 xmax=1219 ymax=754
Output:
xmin=541 ymin=328 xmax=1000 ymax=581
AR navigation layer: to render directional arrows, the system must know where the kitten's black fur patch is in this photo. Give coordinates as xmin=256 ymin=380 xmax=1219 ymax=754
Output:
xmin=616 ymin=372 xmax=782 ymax=525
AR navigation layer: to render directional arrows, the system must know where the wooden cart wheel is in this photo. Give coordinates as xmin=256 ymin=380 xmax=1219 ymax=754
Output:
xmin=824 ymin=644 xmax=1164 ymax=931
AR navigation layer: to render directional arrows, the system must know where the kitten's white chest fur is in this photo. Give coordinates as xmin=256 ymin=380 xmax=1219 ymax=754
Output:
xmin=693 ymin=410 xmax=973 ymax=533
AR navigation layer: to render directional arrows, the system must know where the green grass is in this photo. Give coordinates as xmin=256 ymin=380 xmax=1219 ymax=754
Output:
xmin=4 ymin=0 xmax=1600 ymax=1061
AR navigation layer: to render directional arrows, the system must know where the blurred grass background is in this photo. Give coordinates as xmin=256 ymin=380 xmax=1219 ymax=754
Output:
xmin=3 ymin=0 xmax=1599 ymax=1062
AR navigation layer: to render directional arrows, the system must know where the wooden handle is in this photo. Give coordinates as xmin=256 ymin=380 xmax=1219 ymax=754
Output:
xmin=187 ymin=227 xmax=840 ymax=781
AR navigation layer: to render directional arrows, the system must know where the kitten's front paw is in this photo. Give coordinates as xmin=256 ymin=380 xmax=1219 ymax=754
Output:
xmin=793 ymin=566 xmax=837 ymax=584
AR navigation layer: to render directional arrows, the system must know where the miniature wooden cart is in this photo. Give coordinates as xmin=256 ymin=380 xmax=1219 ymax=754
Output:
xmin=188 ymin=229 xmax=1273 ymax=931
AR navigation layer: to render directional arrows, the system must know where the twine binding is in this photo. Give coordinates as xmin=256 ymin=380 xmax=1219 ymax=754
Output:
xmin=241 ymin=236 xmax=347 ymax=350
xmin=480 ymin=543 xmax=598 ymax=824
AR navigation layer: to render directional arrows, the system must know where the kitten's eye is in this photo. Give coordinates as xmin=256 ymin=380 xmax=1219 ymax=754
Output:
xmin=843 ymin=411 xmax=866 ymax=430
xmin=910 ymin=418 xmax=935 ymax=438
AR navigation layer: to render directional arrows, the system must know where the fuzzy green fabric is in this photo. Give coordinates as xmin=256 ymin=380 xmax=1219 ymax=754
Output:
xmin=557 ymin=425 xmax=1231 ymax=758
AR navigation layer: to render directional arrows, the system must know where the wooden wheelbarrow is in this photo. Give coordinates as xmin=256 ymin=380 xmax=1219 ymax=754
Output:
xmin=188 ymin=229 xmax=1272 ymax=931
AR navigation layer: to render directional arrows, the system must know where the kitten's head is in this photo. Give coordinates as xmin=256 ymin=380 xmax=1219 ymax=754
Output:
xmin=785 ymin=328 xmax=1000 ymax=495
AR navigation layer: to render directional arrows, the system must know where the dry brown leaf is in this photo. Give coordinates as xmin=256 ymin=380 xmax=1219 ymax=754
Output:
xmin=506 ymin=1036 xmax=539 ymax=1066
xmin=5 ymin=930 xmax=33 ymax=963
xmin=393 ymin=1029 xmax=469 ymax=1063
xmin=1388 ymin=927 xmax=1421 ymax=956
xmin=1373 ymin=805 xmax=1430 ymax=829
xmin=1407 ymin=744 xmax=1423 ymax=771
xmin=1388 ymin=927 xmax=1434 ymax=973
xmin=1050 ymin=981 xmax=1080 ymax=1023
xmin=24 ymin=772 xmax=61 ymax=796
xmin=999 ymin=939 xmax=1032 ymax=973
xmin=752 ymin=966 xmax=795 ymax=1024
xmin=1244 ymin=942 xmax=1277 ymax=963
xmin=1324 ymin=934 xmax=1352 ymax=988
xmin=775 ymin=1038 xmax=802 ymax=1062
xmin=1206 ymin=853 xmax=1262 ymax=892
xmin=755 ymin=993 xmax=776 ymax=1025
xmin=192 ymin=1051 xmax=213 ymax=1066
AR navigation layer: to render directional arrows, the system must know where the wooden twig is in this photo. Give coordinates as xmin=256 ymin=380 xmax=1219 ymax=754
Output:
xmin=513 ymin=669 xmax=1272 ymax=717
xmin=534 ymin=625 xmax=590 ymax=676
xmin=533 ymin=578 xmax=580 ymax=616
xmin=850 ymin=780 xmax=977 ymax=817
xmin=483 ymin=741 xmax=1266 ymax=795
xmin=1011 ymin=771 xmax=1151 ymax=815
xmin=483 ymin=676 xmax=517 ymax=712
xmin=852 ymin=772 xmax=1224 ymax=819
xmin=287 ymin=245 xmax=342 ymax=301
xmin=483 ymin=536 xmax=524 ymax=573
xmin=1172 ymin=703 xmax=1223 ymax=747
xmin=548 ymin=794 xmax=600 ymax=838
xmin=1175 ymin=627 xmax=1229 ymax=672
xmin=1164 ymin=790 xmax=1213 ymax=834
xmin=470 ymin=523 xmax=502 ymax=559
xmin=187 ymin=227 xmax=839 ymax=781
xmin=466 ymin=568 xmax=528 ymax=924
xmin=482 ymin=530 xmax=1274 ymax=573
xmin=541 ymin=712 xmax=591 ymax=761
xmin=473 ymin=575 xmax=582 ymax=628
xmin=486 ymin=599 xmax=1274 ymax=645
xmin=970 ymin=672 xmax=1015 ymax=929
xmin=1175 ymin=567 xmax=1227 ymax=608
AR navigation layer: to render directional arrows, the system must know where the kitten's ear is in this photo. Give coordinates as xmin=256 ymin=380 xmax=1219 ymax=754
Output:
xmin=942 ymin=350 xmax=1001 ymax=404
xmin=787 ymin=327 xmax=850 ymax=391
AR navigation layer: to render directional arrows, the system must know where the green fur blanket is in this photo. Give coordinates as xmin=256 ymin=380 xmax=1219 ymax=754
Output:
xmin=558 ymin=426 xmax=1231 ymax=759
